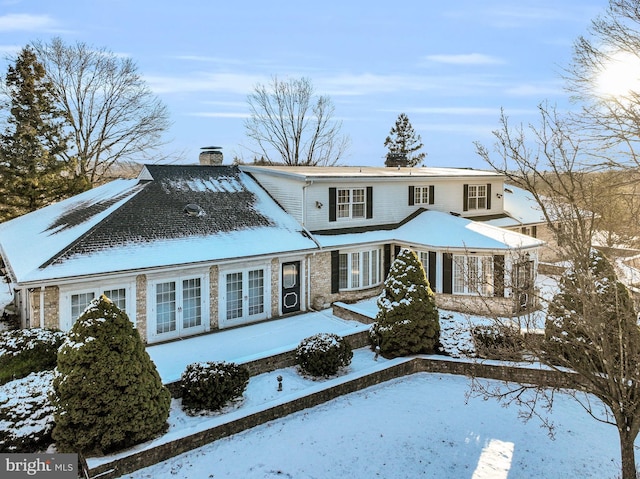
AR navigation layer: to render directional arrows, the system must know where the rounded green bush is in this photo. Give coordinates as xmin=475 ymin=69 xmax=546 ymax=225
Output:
xmin=296 ymin=333 xmax=353 ymax=377
xmin=0 ymin=329 xmax=65 ymax=385
xmin=180 ymin=361 xmax=250 ymax=414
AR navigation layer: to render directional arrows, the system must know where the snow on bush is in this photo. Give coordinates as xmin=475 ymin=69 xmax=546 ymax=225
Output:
xmin=0 ymin=371 xmax=55 ymax=452
xmin=296 ymin=333 xmax=353 ymax=378
xmin=180 ymin=361 xmax=250 ymax=414
xmin=0 ymin=328 xmax=66 ymax=385
xmin=438 ymin=313 xmax=476 ymax=358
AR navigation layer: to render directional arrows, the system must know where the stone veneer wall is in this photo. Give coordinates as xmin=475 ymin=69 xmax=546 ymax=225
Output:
xmin=270 ymin=258 xmax=279 ymax=317
xmin=29 ymin=286 xmax=59 ymax=329
xmin=135 ymin=275 xmax=147 ymax=341
xmin=83 ymin=355 xmax=586 ymax=479
xmin=209 ymin=265 xmax=219 ymax=330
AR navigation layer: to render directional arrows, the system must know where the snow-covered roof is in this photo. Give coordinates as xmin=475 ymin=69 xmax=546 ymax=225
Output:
xmin=483 ymin=185 xmax=546 ymax=228
xmin=315 ymin=209 xmax=544 ymax=251
xmin=241 ymin=165 xmax=503 ymax=180
xmin=0 ymin=165 xmax=318 ymax=284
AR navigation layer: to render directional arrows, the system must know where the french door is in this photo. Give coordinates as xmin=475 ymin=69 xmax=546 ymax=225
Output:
xmin=220 ymin=266 xmax=269 ymax=327
xmin=153 ymin=276 xmax=207 ymax=340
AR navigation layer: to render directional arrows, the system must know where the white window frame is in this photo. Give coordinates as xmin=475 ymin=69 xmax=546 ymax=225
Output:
xmin=453 ymin=255 xmax=494 ymax=296
xmin=60 ymin=279 xmax=136 ymax=331
xmin=414 ymin=186 xmax=430 ymax=205
xmin=467 ymin=185 xmax=487 ymax=210
xmin=338 ymin=248 xmax=383 ymax=290
xmin=337 ymin=187 xmax=366 ymax=219
xmin=219 ymin=262 xmax=271 ymax=328
xmin=148 ymin=271 xmax=209 ymax=342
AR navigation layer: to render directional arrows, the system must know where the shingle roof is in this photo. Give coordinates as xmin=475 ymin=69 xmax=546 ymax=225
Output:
xmin=0 ymin=165 xmax=318 ymax=283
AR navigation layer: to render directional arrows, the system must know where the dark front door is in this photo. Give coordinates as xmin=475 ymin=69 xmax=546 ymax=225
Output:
xmin=281 ymin=261 xmax=301 ymax=314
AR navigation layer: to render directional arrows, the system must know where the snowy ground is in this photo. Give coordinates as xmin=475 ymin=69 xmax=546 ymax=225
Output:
xmin=122 ymin=360 xmax=624 ymax=479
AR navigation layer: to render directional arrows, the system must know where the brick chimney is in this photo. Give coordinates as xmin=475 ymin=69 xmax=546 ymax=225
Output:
xmin=199 ymin=146 xmax=223 ymax=165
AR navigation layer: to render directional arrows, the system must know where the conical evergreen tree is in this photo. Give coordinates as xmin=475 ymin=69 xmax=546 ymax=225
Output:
xmin=0 ymin=47 xmax=81 ymax=222
xmin=51 ymin=295 xmax=170 ymax=455
xmin=371 ymin=248 xmax=440 ymax=358
xmin=383 ymin=113 xmax=426 ymax=167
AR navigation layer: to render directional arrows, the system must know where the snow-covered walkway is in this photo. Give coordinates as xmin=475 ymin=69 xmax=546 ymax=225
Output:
xmin=147 ymin=308 xmax=370 ymax=384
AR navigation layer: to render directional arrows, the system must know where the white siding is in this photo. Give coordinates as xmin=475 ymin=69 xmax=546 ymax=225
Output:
xmin=245 ymin=172 xmax=304 ymax=223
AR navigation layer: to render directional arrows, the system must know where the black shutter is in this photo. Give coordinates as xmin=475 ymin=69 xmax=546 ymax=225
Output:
xmin=384 ymin=244 xmax=392 ymax=276
xmin=493 ymin=254 xmax=505 ymax=297
xmin=329 ymin=187 xmax=336 ymax=222
xmin=429 ymin=185 xmax=435 ymax=205
xmin=408 ymin=185 xmax=415 ymax=206
xmin=532 ymin=225 xmax=538 ymax=238
xmin=486 ymin=183 xmax=492 ymax=210
xmin=366 ymin=186 xmax=373 ymax=219
xmin=428 ymin=251 xmax=437 ymax=291
xmin=442 ymin=253 xmax=453 ymax=294
xmin=463 ymin=184 xmax=469 ymax=212
xmin=331 ymin=250 xmax=340 ymax=293
xmin=394 ymin=245 xmax=401 ymax=257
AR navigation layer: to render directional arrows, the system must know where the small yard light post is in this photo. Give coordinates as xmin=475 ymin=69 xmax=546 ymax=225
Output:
xmin=374 ymin=345 xmax=381 ymax=361
xmin=277 ymin=375 xmax=283 ymax=392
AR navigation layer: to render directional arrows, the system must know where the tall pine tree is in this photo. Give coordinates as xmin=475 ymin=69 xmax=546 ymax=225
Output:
xmin=384 ymin=113 xmax=426 ymax=167
xmin=0 ymin=47 xmax=78 ymax=222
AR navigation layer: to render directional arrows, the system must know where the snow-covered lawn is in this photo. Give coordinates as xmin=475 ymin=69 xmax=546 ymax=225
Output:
xmin=123 ymin=366 xmax=623 ymax=479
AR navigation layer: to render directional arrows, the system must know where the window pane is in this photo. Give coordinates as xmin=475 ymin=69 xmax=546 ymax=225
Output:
xmin=372 ymin=249 xmax=379 ymax=284
xmin=283 ymin=264 xmax=297 ymax=288
xmin=352 ymin=203 xmax=365 ymax=218
xmin=362 ymin=251 xmax=370 ymax=287
xmin=351 ymin=252 xmax=360 ymax=288
xmin=156 ymin=282 xmax=176 ymax=334
xmin=339 ymin=253 xmax=348 ymax=289
xmin=182 ymin=278 xmax=202 ymax=328
xmin=248 ymin=269 xmax=264 ymax=316
xmin=352 ymin=189 xmax=365 ymax=218
xmin=415 ymin=186 xmax=429 ymax=204
xmin=103 ymin=288 xmax=126 ymax=311
xmin=226 ymin=272 xmax=243 ymax=320
xmin=71 ymin=292 xmax=95 ymax=322
xmin=453 ymin=256 xmax=465 ymax=294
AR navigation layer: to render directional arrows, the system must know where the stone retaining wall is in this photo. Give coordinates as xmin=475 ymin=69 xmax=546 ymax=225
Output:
xmin=83 ymin=355 xmax=584 ymax=479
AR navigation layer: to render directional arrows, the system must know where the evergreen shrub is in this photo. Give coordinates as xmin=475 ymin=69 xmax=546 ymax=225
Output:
xmin=51 ymin=296 xmax=171 ymax=455
xmin=0 ymin=371 xmax=55 ymax=452
xmin=370 ymin=248 xmax=440 ymax=358
xmin=296 ymin=333 xmax=353 ymax=377
xmin=0 ymin=329 xmax=65 ymax=385
xmin=180 ymin=361 xmax=250 ymax=414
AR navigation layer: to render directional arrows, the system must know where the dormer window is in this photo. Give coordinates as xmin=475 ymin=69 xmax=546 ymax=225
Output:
xmin=463 ymin=184 xmax=492 ymax=211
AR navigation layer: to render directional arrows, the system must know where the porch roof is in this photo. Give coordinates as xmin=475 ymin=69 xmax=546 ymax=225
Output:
xmin=313 ymin=209 xmax=544 ymax=252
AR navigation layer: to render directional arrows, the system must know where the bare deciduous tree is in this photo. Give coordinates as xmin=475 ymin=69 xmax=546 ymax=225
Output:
xmin=475 ymin=104 xmax=640 ymax=479
xmin=31 ymin=37 xmax=171 ymax=186
xmin=244 ymin=76 xmax=349 ymax=166
xmin=565 ymin=0 xmax=640 ymax=169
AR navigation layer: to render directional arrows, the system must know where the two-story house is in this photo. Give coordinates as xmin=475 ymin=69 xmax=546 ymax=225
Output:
xmin=0 ymin=163 xmax=543 ymax=344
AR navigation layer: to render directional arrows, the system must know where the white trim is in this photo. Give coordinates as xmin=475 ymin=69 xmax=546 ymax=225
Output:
xmin=218 ymin=261 xmax=272 ymax=329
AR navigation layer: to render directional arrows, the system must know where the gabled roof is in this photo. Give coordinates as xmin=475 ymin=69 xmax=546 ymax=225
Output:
xmin=0 ymin=165 xmax=318 ymax=284
xmin=314 ymin=209 xmax=544 ymax=251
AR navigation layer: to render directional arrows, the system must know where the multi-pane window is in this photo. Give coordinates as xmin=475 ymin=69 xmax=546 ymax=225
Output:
xmin=467 ymin=185 xmax=487 ymax=210
xmin=156 ymin=282 xmax=176 ymax=334
xmin=225 ymin=268 xmax=266 ymax=321
xmin=414 ymin=186 xmax=430 ymax=205
xmin=182 ymin=278 xmax=202 ymax=328
xmin=71 ymin=292 xmax=95 ymax=321
xmin=103 ymin=288 xmax=126 ymax=311
xmin=453 ymin=255 xmax=493 ymax=295
xmin=226 ymin=272 xmax=243 ymax=320
xmin=338 ymin=249 xmax=382 ymax=290
xmin=337 ymin=188 xmax=366 ymax=219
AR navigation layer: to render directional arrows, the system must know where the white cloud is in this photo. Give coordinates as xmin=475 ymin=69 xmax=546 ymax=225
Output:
xmin=145 ymin=72 xmax=269 ymax=95
xmin=505 ymin=82 xmax=564 ymax=96
xmin=424 ymin=53 xmax=505 ymax=65
xmin=190 ymin=112 xmax=249 ymax=119
xmin=0 ymin=13 xmax=57 ymax=32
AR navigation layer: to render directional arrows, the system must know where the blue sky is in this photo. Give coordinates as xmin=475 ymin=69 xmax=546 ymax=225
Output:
xmin=0 ymin=0 xmax=609 ymax=169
